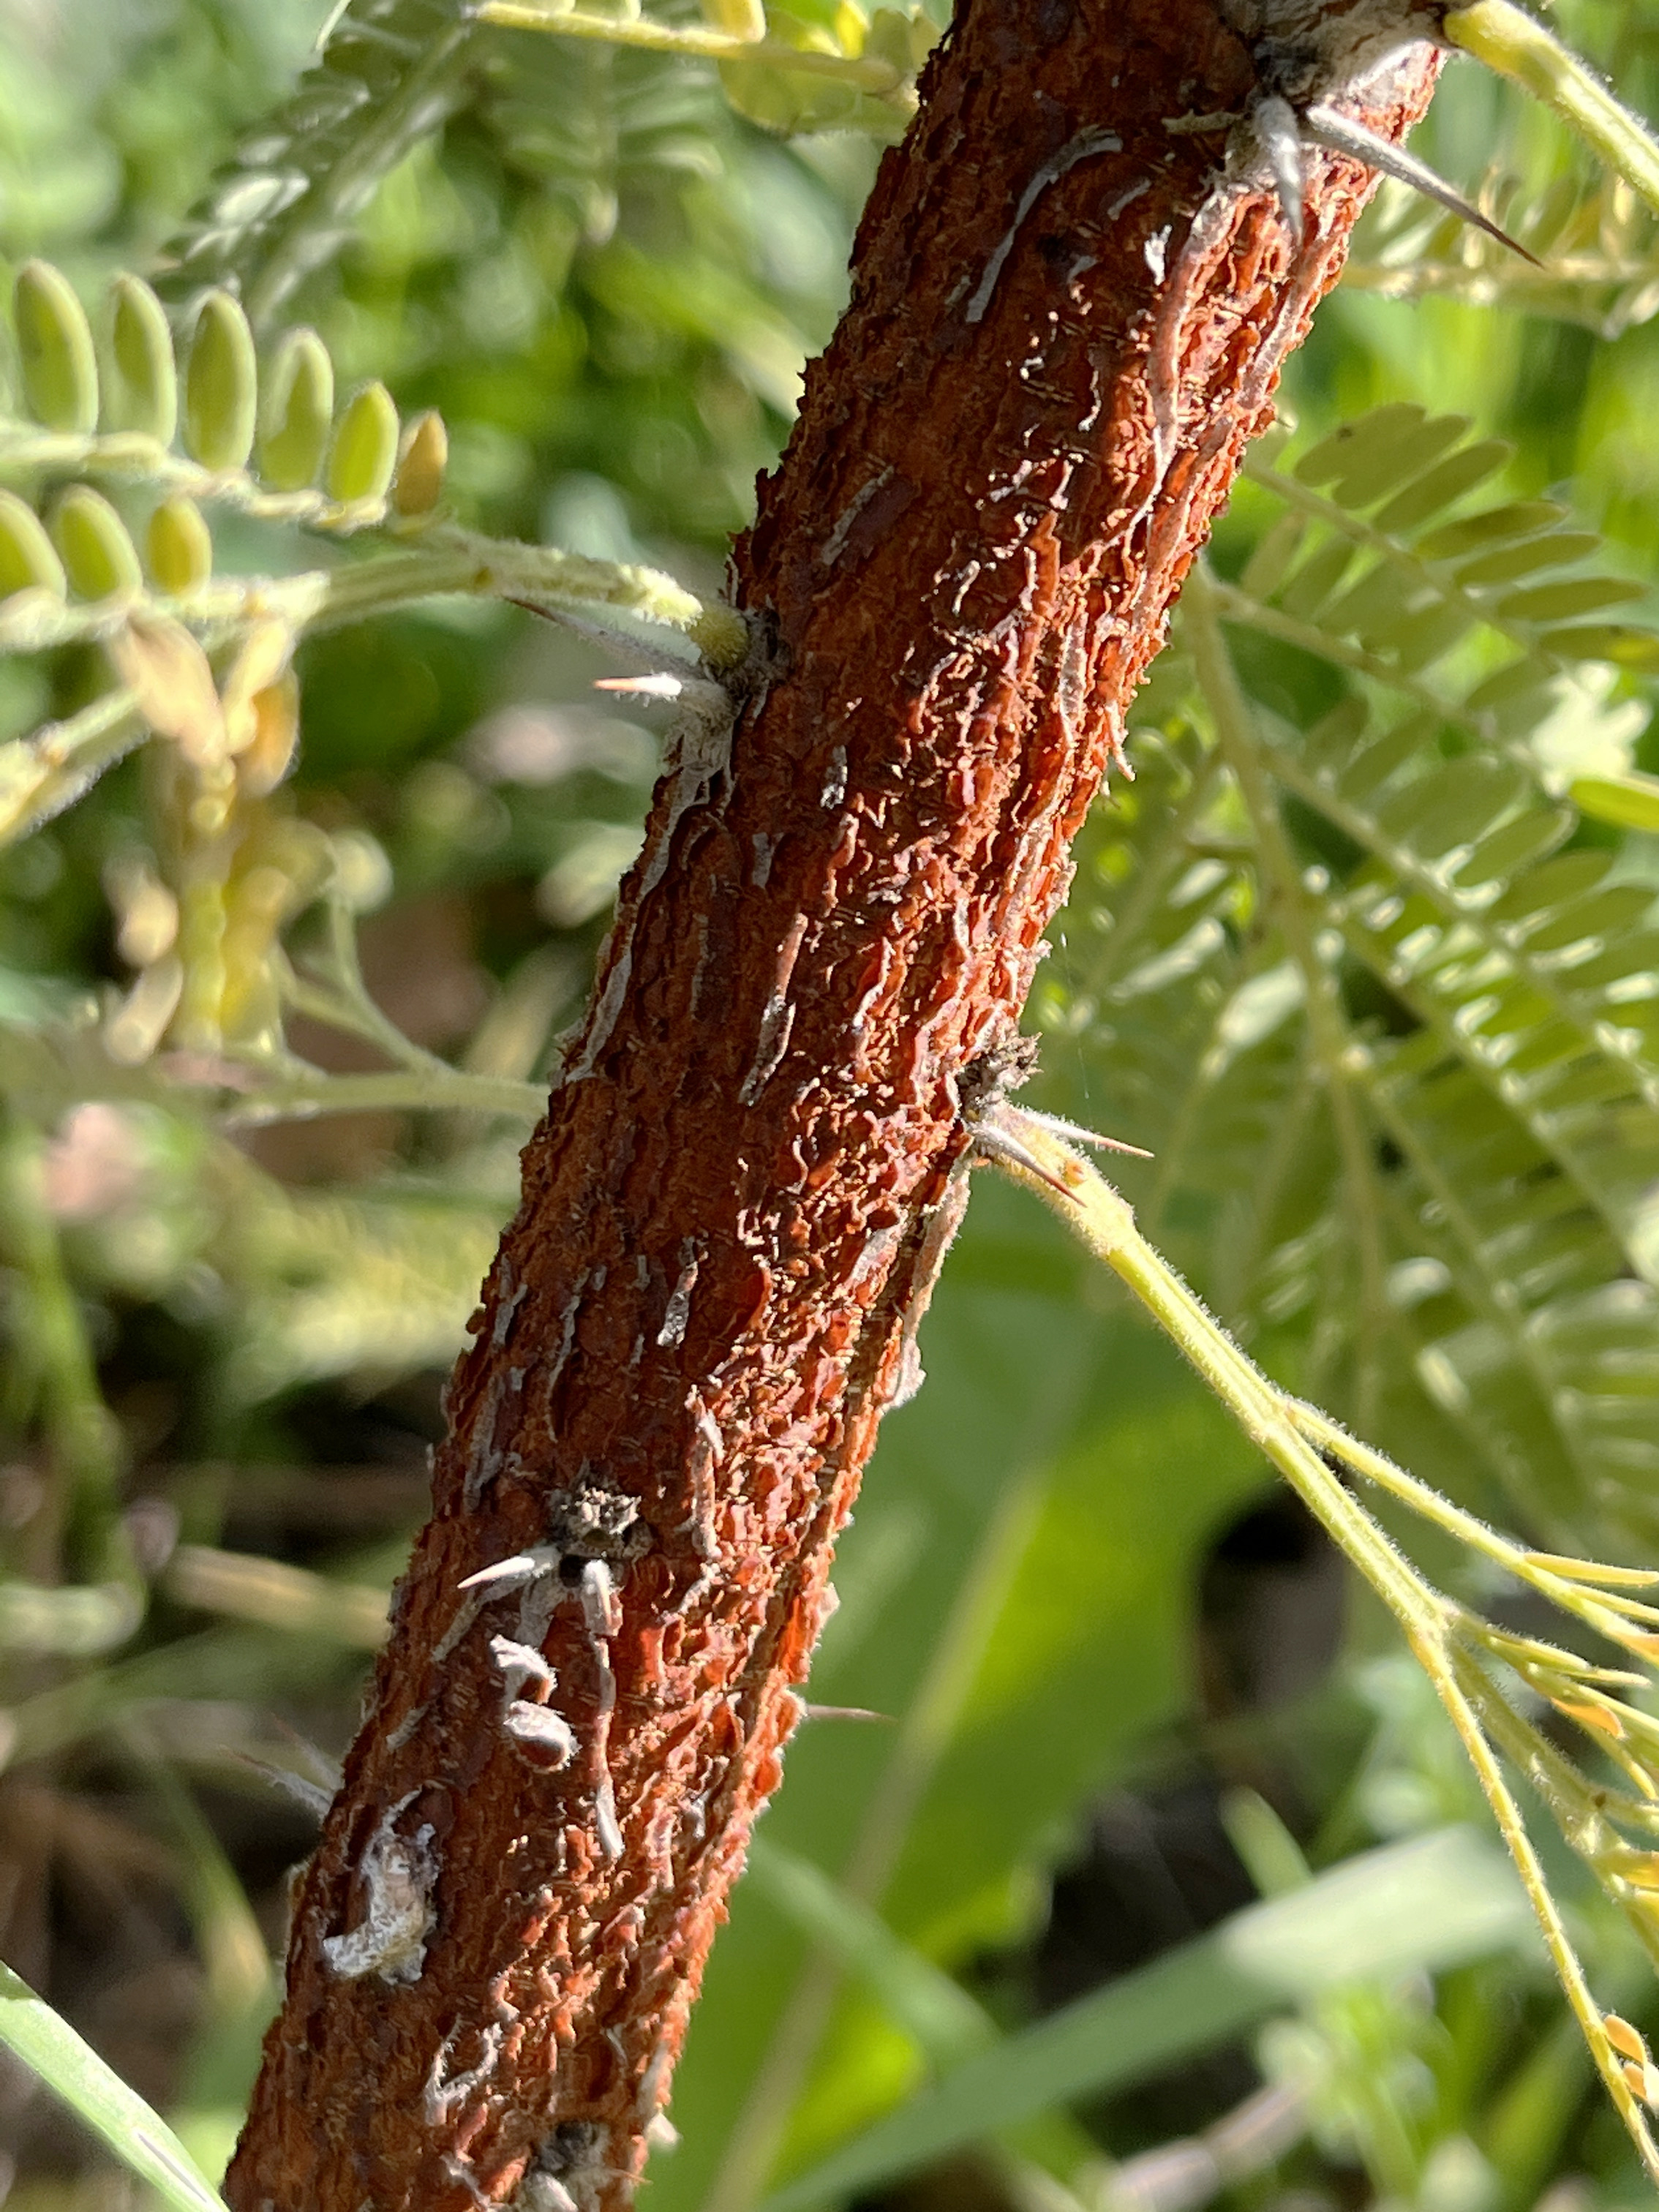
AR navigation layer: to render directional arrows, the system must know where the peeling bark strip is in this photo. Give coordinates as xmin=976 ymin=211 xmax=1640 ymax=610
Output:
xmin=227 ymin=8 xmax=1439 ymax=2208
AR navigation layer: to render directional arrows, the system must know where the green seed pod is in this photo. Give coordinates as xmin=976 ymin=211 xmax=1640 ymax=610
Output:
xmin=391 ymin=408 xmax=448 ymax=518
xmin=183 ymin=290 xmax=257 ymax=472
xmin=106 ymin=273 xmax=178 ymax=444
xmin=14 ymin=260 xmax=98 ymax=434
xmin=50 ymin=486 xmax=143 ymax=601
xmin=0 ymin=489 xmax=67 ymax=600
xmin=146 ymin=497 xmax=214 ymax=595
xmin=326 ymin=380 xmax=399 ymax=505
xmin=257 ymin=328 xmax=334 ymax=492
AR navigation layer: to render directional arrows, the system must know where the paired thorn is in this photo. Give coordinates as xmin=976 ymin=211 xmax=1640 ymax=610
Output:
xmin=1301 ymin=102 xmax=1540 ymax=265
xmin=1246 ymin=93 xmax=1538 ymax=265
xmin=967 ymin=1107 xmax=1081 ymax=1199
xmin=1015 ymin=1104 xmax=1153 ymax=1160
xmin=1253 ymin=93 xmax=1308 ymax=241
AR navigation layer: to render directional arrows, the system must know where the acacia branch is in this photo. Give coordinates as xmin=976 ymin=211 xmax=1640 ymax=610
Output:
xmin=225 ymin=6 xmax=1442 ymax=2207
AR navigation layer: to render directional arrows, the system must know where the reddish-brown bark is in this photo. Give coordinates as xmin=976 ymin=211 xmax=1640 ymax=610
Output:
xmin=227 ymin=7 xmax=1440 ymax=2208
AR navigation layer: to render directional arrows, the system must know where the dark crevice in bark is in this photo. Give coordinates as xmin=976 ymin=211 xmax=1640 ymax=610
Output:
xmin=225 ymin=3 xmax=1440 ymax=2205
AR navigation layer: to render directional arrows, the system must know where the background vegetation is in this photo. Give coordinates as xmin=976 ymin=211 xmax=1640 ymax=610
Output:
xmin=6 ymin=2 xmax=1659 ymax=2208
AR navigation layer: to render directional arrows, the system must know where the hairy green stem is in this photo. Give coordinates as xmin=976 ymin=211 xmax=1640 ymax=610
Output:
xmin=474 ymin=0 xmax=908 ymax=92
xmin=1445 ymin=1 xmax=1659 ymax=222
xmin=981 ymin=1110 xmax=1659 ymax=2184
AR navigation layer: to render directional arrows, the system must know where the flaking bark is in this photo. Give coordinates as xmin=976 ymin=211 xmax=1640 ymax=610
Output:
xmin=226 ymin=5 xmax=1440 ymax=2206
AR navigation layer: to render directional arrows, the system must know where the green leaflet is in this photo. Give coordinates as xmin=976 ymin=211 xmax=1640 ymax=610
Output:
xmin=326 ymin=380 xmax=400 ymax=504
xmin=106 ymin=274 xmax=178 ymax=444
xmin=13 ymin=258 xmax=98 ymax=434
xmin=50 ymin=486 xmax=143 ymax=601
xmin=183 ymin=292 xmax=259 ymax=473
xmin=1035 ymin=404 xmax=1659 ymax=1554
xmin=257 ymin=327 xmax=335 ymax=493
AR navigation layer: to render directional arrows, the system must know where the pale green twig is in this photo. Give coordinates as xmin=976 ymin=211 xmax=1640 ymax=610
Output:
xmin=474 ymin=1 xmax=907 ymax=94
xmin=0 ymin=691 xmax=148 ymax=848
xmin=1445 ymin=2 xmax=1659 ymax=222
xmin=976 ymin=1107 xmax=1659 ymax=2183
xmin=0 ymin=527 xmax=736 ymax=663
xmin=218 ymin=1066 xmax=546 ymax=1126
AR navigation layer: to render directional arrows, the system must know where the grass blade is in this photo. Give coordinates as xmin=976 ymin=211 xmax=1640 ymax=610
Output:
xmin=0 ymin=1958 xmax=231 ymax=2211
xmin=759 ymin=1826 xmax=1530 ymax=2211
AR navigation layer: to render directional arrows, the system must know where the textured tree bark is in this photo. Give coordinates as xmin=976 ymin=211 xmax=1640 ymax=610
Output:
xmin=226 ymin=6 xmax=1440 ymax=2208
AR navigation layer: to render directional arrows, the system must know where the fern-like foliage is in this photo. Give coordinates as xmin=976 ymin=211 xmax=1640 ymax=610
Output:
xmin=157 ymin=0 xmax=925 ymax=336
xmin=0 ymin=257 xmax=726 ymax=849
xmin=1038 ymin=405 xmax=1659 ymax=1556
xmin=1347 ymin=171 xmax=1659 ymax=337
xmin=157 ymin=0 xmax=481 ymax=329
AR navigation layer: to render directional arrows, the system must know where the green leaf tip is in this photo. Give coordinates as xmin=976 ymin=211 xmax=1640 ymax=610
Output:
xmin=1442 ymin=1 xmax=1659 ymax=220
xmin=0 ymin=1959 xmax=230 ymax=2212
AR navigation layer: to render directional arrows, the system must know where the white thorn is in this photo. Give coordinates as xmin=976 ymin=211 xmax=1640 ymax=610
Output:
xmin=1252 ymin=93 xmax=1306 ymax=238
xmin=1301 ymin=102 xmax=1540 ymax=264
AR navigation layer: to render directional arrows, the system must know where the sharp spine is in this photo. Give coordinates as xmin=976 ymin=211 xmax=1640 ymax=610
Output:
xmin=1301 ymin=101 xmax=1540 ymax=263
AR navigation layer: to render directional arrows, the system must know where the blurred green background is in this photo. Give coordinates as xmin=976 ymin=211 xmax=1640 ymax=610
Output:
xmin=4 ymin=3 xmax=1659 ymax=2209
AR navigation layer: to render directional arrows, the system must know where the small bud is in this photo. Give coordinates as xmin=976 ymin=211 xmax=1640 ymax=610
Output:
xmin=105 ymin=854 xmax=180 ymax=968
xmin=146 ymin=497 xmax=214 ymax=595
xmin=1605 ymin=2014 xmax=1649 ymax=2065
xmin=106 ymin=274 xmax=178 ymax=444
xmin=50 ymin=486 xmax=143 ymax=601
xmin=14 ymin=260 xmax=98 ymax=434
xmin=1554 ymin=1695 xmax=1625 ymax=1739
xmin=105 ymin=956 xmax=184 ymax=1066
xmin=221 ymin=619 xmax=296 ymax=755
xmin=391 ymin=408 xmax=448 ymax=517
xmin=0 ymin=489 xmax=67 ymax=601
xmin=184 ymin=290 xmax=258 ymax=472
xmin=238 ymin=672 xmax=301 ymax=797
xmin=326 ymin=380 xmax=399 ymax=505
xmin=257 ymin=328 xmax=334 ymax=492
xmin=106 ymin=617 xmax=225 ymax=766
